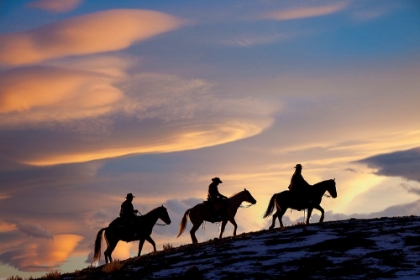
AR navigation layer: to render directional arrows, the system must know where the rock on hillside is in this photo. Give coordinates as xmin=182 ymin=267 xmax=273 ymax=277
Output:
xmin=58 ymin=216 xmax=420 ymax=280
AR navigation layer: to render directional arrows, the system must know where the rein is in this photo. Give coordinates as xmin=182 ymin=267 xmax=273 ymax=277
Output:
xmin=136 ymin=211 xmax=168 ymax=226
xmin=239 ymin=203 xmax=253 ymax=208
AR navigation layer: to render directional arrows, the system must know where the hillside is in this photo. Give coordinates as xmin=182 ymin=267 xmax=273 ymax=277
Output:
xmin=51 ymin=216 xmax=420 ymax=279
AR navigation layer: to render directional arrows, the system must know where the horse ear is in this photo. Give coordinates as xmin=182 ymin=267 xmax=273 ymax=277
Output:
xmin=333 ymin=178 xmax=335 ymax=181
xmin=244 ymin=188 xmax=247 ymax=191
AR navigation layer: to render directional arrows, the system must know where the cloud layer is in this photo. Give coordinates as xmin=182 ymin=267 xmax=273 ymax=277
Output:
xmin=26 ymin=0 xmax=83 ymax=13
xmin=357 ymin=147 xmax=420 ymax=183
xmin=0 ymin=9 xmax=187 ymax=65
xmin=263 ymin=1 xmax=348 ymax=21
xmin=0 ymin=234 xmax=83 ymax=272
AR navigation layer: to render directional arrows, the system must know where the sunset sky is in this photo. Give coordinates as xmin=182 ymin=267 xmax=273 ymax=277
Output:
xmin=1 ymin=0 xmax=420 ymax=278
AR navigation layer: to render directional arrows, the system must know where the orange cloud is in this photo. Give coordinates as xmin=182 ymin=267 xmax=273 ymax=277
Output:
xmin=26 ymin=0 xmax=83 ymax=13
xmin=0 ymin=68 xmax=276 ymax=166
xmin=0 ymin=234 xmax=83 ymax=272
xmin=24 ymin=115 xmax=273 ymax=166
xmin=0 ymin=66 xmax=123 ymax=115
xmin=263 ymin=2 xmax=348 ymax=21
xmin=0 ymin=222 xmax=15 ymax=233
xmin=0 ymin=9 xmax=187 ymax=65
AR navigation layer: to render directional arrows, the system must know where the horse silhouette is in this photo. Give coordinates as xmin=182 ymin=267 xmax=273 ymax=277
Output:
xmin=92 ymin=205 xmax=171 ymax=264
xmin=177 ymin=189 xmax=257 ymax=243
xmin=263 ymin=179 xmax=337 ymax=229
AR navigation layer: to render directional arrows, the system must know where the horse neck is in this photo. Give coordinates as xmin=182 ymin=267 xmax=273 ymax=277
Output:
xmin=312 ymin=180 xmax=330 ymax=196
xmin=143 ymin=208 xmax=161 ymax=223
xmin=228 ymin=192 xmax=246 ymax=209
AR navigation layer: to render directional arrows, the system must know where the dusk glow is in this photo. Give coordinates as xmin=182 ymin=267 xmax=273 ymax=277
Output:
xmin=0 ymin=0 xmax=419 ymax=279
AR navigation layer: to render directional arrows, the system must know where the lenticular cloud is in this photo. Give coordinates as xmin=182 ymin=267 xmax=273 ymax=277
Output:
xmin=0 ymin=9 xmax=188 ymax=65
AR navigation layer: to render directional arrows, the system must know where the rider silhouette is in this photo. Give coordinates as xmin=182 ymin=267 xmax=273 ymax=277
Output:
xmin=288 ymin=164 xmax=312 ymax=209
xmin=207 ymin=177 xmax=227 ymax=219
xmin=120 ymin=193 xmax=139 ymax=228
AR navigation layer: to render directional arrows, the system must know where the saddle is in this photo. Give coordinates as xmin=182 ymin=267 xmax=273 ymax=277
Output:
xmin=290 ymin=191 xmax=312 ymax=211
xmin=203 ymin=200 xmax=227 ymax=222
xmin=109 ymin=217 xmax=138 ymax=241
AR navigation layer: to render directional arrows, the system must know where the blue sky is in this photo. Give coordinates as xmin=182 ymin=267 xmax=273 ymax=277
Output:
xmin=0 ymin=0 xmax=420 ymax=278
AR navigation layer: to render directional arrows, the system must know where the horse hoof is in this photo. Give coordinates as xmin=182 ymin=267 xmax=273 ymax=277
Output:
xmin=268 ymin=226 xmax=274 ymax=230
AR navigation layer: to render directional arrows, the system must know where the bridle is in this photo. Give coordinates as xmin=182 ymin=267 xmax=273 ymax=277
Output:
xmin=136 ymin=209 xmax=169 ymax=226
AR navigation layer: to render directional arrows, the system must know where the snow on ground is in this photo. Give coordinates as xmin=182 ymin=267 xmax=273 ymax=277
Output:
xmin=60 ymin=216 xmax=420 ymax=279
xmin=144 ymin=216 xmax=420 ymax=279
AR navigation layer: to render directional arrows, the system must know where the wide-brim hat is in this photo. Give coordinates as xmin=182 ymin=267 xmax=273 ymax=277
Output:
xmin=212 ymin=177 xmax=222 ymax=183
xmin=294 ymin=164 xmax=302 ymax=168
xmin=126 ymin=193 xmax=135 ymax=198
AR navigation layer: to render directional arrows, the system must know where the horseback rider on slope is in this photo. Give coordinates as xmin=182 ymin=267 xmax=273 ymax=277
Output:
xmin=288 ymin=164 xmax=312 ymax=210
xmin=120 ymin=193 xmax=139 ymax=232
xmin=207 ymin=177 xmax=228 ymax=220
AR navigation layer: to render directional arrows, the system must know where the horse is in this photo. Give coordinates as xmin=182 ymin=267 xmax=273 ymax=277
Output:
xmin=177 ymin=189 xmax=257 ymax=244
xmin=92 ymin=205 xmax=171 ymax=264
xmin=263 ymin=179 xmax=337 ymax=229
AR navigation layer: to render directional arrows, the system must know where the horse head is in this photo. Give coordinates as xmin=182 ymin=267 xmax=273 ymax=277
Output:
xmin=243 ymin=188 xmax=257 ymax=204
xmin=158 ymin=205 xmax=171 ymax=225
xmin=327 ymin=179 xmax=337 ymax=198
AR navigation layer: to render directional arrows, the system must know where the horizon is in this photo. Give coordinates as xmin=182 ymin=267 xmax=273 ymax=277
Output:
xmin=1 ymin=0 xmax=420 ymax=279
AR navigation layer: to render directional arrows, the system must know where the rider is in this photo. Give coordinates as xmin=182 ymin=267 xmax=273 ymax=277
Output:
xmin=207 ymin=177 xmax=228 ymax=219
xmin=288 ymin=164 xmax=312 ymax=208
xmin=120 ymin=193 xmax=139 ymax=227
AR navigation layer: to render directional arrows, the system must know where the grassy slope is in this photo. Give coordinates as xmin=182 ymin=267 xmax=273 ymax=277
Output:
xmin=35 ymin=216 xmax=420 ymax=280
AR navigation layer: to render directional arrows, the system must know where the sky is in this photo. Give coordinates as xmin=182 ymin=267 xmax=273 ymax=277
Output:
xmin=0 ymin=0 xmax=419 ymax=278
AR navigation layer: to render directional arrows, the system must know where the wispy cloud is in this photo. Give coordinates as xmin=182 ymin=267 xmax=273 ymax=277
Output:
xmin=227 ymin=32 xmax=289 ymax=47
xmin=15 ymin=221 xmax=53 ymax=240
xmin=0 ymin=67 xmax=276 ymax=166
xmin=0 ymin=9 xmax=188 ymax=65
xmin=263 ymin=1 xmax=348 ymax=21
xmin=26 ymin=0 xmax=83 ymax=13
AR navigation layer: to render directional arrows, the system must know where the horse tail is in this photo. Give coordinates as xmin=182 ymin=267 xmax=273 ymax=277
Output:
xmin=92 ymin=228 xmax=106 ymax=264
xmin=177 ymin=208 xmax=191 ymax=238
xmin=262 ymin=193 xmax=278 ymax=218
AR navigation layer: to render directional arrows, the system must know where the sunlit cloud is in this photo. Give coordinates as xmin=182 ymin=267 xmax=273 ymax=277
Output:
xmin=262 ymin=1 xmax=348 ymax=21
xmin=0 ymin=67 xmax=276 ymax=166
xmin=23 ymin=115 xmax=273 ymax=166
xmin=0 ymin=234 xmax=83 ymax=272
xmin=0 ymin=9 xmax=188 ymax=65
xmin=0 ymin=194 xmax=11 ymax=200
xmin=26 ymin=0 xmax=83 ymax=13
xmin=0 ymin=222 xmax=15 ymax=232
xmin=0 ymin=66 xmax=123 ymax=116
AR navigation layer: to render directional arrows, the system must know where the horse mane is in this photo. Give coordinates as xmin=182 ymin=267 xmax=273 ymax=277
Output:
xmin=229 ymin=189 xmax=247 ymax=198
xmin=139 ymin=205 xmax=164 ymax=217
xmin=312 ymin=179 xmax=333 ymax=187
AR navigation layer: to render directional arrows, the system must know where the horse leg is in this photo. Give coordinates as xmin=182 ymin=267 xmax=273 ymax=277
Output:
xmin=278 ymin=208 xmax=287 ymax=229
xmin=138 ymin=238 xmax=145 ymax=257
xmin=228 ymin=218 xmax=238 ymax=236
xmin=104 ymin=240 xmax=117 ymax=264
xmin=189 ymin=223 xmax=201 ymax=244
xmin=219 ymin=219 xmax=228 ymax=239
xmin=306 ymin=207 xmax=313 ymax=225
xmin=313 ymin=205 xmax=325 ymax=223
xmin=269 ymin=211 xmax=278 ymax=230
xmin=145 ymin=236 xmax=156 ymax=252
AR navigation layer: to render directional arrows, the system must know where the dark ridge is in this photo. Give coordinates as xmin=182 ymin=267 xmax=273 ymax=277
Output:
xmin=30 ymin=216 xmax=420 ymax=280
